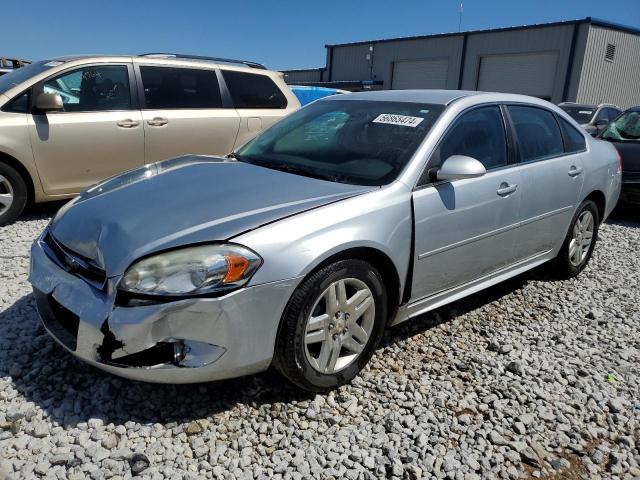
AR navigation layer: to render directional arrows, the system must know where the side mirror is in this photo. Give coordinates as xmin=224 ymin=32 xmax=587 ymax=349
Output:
xmin=435 ymin=155 xmax=486 ymax=181
xmin=595 ymin=119 xmax=609 ymax=128
xmin=35 ymin=92 xmax=64 ymax=112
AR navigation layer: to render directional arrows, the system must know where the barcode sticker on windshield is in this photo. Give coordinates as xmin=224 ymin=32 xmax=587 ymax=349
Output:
xmin=579 ymin=110 xmax=593 ymax=115
xmin=373 ymin=114 xmax=424 ymax=128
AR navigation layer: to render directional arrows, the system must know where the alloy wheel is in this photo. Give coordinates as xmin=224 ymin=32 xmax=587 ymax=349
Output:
xmin=0 ymin=174 xmax=14 ymax=216
xmin=569 ymin=210 xmax=594 ymax=266
xmin=304 ymin=277 xmax=375 ymax=374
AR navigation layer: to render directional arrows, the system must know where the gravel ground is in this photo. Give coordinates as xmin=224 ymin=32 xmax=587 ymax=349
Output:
xmin=0 ymin=205 xmax=638 ymax=480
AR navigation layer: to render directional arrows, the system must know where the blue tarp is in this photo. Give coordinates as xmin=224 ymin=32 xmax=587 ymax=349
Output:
xmin=290 ymin=85 xmax=346 ymax=106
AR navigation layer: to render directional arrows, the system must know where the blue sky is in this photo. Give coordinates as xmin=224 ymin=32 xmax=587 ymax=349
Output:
xmin=2 ymin=0 xmax=639 ymax=70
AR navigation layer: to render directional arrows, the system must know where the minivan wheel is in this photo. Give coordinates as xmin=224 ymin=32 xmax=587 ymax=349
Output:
xmin=274 ymin=259 xmax=387 ymax=392
xmin=0 ymin=163 xmax=28 ymax=227
xmin=554 ymin=200 xmax=600 ymax=278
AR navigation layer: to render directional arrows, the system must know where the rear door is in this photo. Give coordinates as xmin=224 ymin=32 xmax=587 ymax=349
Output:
xmin=28 ymin=63 xmax=144 ymax=195
xmin=136 ymin=64 xmax=240 ymax=163
xmin=411 ymin=105 xmax=522 ymax=300
xmin=506 ymin=105 xmax=585 ymax=259
xmin=220 ymin=69 xmax=290 ymax=149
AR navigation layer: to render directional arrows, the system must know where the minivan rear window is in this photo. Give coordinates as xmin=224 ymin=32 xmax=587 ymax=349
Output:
xmin=222 ymin=71 xmax=287 ymax=109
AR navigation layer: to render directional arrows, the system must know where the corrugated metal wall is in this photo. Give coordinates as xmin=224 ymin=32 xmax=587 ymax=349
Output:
xmin=460 ymin=25 xmax=575 ymax=103
xmin=282 ymin=69 xmax=324 ymax=83
xmin=577 ymin=26 xmax=640 ymax=109
xmin=329 ymin=44 xmax=373 ymax=82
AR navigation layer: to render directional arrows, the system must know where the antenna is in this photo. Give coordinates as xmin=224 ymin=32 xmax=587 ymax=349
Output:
xmin=458 ymin=2 xmax=463 ymax=32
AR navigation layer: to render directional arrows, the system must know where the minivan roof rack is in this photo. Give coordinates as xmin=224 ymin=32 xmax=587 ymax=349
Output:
xmin=0 ymin=57 xmax=30 ymax=69
xmin=139 ymin=53 xmax=266 ymax=70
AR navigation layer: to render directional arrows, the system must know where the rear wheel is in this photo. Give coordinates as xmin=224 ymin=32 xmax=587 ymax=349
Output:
xmin=274 ymin=259 xmax=387 ymax=392
xmin=0 ymin=163 xmax=28 ymax=227
xmin=554 ymin=200 xmax=599 ymax=278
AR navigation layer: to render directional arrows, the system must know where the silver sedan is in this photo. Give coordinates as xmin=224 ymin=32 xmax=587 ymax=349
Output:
xmin=29 ymin=90 xmax=621 ymax=392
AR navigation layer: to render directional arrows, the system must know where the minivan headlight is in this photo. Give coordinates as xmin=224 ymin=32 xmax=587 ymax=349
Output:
xmin=119 ymin=244 xmax=262 ymax=296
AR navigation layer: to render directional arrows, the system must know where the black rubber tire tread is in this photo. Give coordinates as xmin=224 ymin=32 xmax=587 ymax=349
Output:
xmin=553 ymin=200 xmax=600 ymax=279
xmin=274 ymin=259 xmax=387 ymax=392
xmin=0 ymin=162 xmax=28 ymax=227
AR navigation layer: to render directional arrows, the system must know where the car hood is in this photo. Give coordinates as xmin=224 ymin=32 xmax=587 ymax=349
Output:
xmin=49 ymin=156 xmax=375 ymax=277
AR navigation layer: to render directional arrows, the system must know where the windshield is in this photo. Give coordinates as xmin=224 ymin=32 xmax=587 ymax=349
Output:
xmin=559 ymin=105 xmax=595 ymax=124
xmin=601 ymin=111 xmax=640 ymax=142
xmin=236 ymin=99 xmax=444 ymax=186
xmin=0 ymin=60 xmax=61 ymax=95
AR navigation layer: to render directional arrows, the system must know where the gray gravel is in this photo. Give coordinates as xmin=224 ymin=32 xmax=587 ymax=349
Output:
xmin=0 ymin=205 xmax=639 ymax=480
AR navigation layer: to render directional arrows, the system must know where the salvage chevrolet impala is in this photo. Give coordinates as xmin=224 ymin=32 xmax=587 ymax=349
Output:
xmin=29 ymin=90 xmax=621 ymax=392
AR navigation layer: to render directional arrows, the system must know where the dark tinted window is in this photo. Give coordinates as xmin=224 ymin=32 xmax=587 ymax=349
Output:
xmin=559 ymin=105 xmax=594 ymax=124
xmin=43 ymin=65 xmax=131 ymax=112
xmin=140 ymin=66 xmax=222 ymax=109
xmin=2 ymin=90 xmax=29 ymax=113
xmin=431 ymin=106 xmax=507 ymax=171
xmin=606 ymin=108 xmax=621 ymax=121
xmin=222 ymin=70 xmax=287 ymax=109
xmin=237 ymin=100 xmax=443 ymax=186
xmin=508 ymin=106 xmax=563 ymax=162
xmin=558 ymin=117 xmax=586 ymax=153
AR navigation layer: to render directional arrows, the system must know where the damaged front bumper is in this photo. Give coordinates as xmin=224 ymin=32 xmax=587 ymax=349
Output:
xmin=28 ymin=233 xmax=300 ymax=383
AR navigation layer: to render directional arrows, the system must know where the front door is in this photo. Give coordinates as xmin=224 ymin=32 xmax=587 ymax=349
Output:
xmin=136 ymin=65 xmax=240 ymax=163
xmin=28 ymin=64 xmax=144 ymax=195
xmin=411 ymin=105 xmax=522 ymax=300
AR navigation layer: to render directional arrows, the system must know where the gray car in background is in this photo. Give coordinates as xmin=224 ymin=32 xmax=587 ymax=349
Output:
xmin=29 ymin=90 xmax=621 ymax=392
xmin=559 ymin=102 xmax=622 ymax=137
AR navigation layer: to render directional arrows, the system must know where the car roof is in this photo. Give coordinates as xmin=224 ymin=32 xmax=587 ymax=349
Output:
xmin=322 ymin=89 xmax=484 ymax=105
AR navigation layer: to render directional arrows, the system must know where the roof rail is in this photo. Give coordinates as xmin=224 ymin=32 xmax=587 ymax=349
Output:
xmin=139 ymin=53 xmax=266 ymax=70
xmin=0 ymin=57 xmax=31 ymax=69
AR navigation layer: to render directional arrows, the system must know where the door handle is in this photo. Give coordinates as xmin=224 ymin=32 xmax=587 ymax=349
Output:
xmin=497 ymin=182 xmax=518 ymax=196
xmin=147 ymin=117 xmax=168 ymax=127
xmin=568 ymin=166 xmax=583 ymax=177
xmin=116 ymin=119 xmax=139 ymax=128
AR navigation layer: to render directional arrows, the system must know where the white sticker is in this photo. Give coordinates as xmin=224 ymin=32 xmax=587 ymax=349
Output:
xmin=579 ymin=110 xmax=593 ymax=115
xmin=372 ymin=113 xmax=424 ymax=128
xmin=44 ymin=61 xmax=64 ymax=67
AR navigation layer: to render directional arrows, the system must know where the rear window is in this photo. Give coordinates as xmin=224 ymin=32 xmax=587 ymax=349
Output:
xmin=509 ymin=106 xmax=564 ymax=162
xmin=559 ymin=105 xmax=595 ymax=125
xmin=558 ymin=117 xmax=587 ymax=153
xmin=222 ymin=70 xmax=287 ymax=109
xmin=140 ymin=66 xmax=222 ymax=109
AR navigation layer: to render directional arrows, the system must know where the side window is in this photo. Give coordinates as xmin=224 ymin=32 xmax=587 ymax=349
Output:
xmin=594 ymin=108 xmax=609 ymax=122
xmin=42 ymin=65 xmax=131 ymax=112
xmin=606 ymin=108 xmax=621 ymax=121
xmin=431 ymin=106 xmax=507 ymax=172
xmin=2 ymin=91 xmax=30 ymax=113
xmin=139 ymin=66 xmax=222 ymax=109
xmin=508 ymin=105 xmax=563 ymax=162
xmin=222 ymin=70 xmax=287 ymax=109
xmin=558 ymin=117 xmax=587 ymax=153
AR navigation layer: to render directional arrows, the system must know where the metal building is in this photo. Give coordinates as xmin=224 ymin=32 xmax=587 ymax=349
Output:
xmin=282 ymin=17 xmax=640 ymax=108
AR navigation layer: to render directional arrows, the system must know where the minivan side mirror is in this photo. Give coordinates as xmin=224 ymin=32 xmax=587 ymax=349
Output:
xmin=435 ymin=155 xmax=486 ymax=181
xmin=35 ymin=92 xmax=64 ymax=112
xmin=595 ymin=119 xmax=609 ymax=128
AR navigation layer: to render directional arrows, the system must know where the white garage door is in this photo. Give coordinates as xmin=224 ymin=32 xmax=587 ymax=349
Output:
xmin=477 ymin=53 xmax=558 ymax=100
xmin=392 ymin=59 xmax=448 ymax=90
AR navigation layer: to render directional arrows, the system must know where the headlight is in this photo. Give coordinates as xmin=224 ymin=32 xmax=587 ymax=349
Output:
xmin=119 ymin=244 xmax=262 ymax=296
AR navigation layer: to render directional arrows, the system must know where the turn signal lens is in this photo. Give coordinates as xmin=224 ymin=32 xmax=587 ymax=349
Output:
xmin=224 ymin=254 xmax=251 ymax=283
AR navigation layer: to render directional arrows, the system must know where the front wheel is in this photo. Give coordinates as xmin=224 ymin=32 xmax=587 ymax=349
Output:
xmin=554 ymin=200 xmax=600 ymax=278
xmin=0 ymin=163 xmax=28 ymax=227
xmin=274 ymin=259 xmax=387 ymax=392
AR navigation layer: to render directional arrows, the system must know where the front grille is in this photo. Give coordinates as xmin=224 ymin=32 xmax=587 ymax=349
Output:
xmin=42 ymin=231 xmax=107 ymax=290
xmin=44 ymin=295 xmax=80 ymax=350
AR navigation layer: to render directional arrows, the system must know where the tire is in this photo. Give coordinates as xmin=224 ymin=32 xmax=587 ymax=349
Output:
xmin=274 ymin=259 xmax=387 ymax=392
xmin=554 ymin=200 xmax=600 ymax=279
xmin=0 ymin=162 xmax=28 ymax=227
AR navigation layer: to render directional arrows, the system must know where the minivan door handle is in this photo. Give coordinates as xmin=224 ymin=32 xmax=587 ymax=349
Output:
xmin=147 ymin=117 xmax=168 ymax=127
xmin=568 ymin=166 xmax=583 ymax=177
xmin=116 ymin=119 xmax=140 ymax=128
xmin=496 ymin=182 xmax=518 ymax=197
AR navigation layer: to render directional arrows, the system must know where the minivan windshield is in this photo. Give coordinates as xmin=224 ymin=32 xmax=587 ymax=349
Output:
xmin=559 ymin=105 xmax=595 ymax=124
xmin=601 ymin=111 xmax=640 ymax=142
xmin=235 ymin=99 xmax=444 ymax=186
xmin=0 ymin=60 xmax=60 ymax=95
